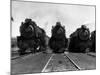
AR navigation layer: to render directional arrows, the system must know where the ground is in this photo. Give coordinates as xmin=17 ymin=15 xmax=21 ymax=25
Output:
xmin=11 ymin=49 xmax=96 ymax=75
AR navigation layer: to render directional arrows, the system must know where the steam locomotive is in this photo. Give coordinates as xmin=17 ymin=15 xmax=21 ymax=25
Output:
xmin=17 ymin=18 xmax=46 ymax=55
xmin=68 ymin=25 xmax=91 ymax=53
xmin=90 ymin=30 xmax=96 ymax=52
xmin=49 ymin=22 xmax=68 ymax=53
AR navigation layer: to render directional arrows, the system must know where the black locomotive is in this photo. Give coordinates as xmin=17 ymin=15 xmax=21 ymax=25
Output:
xmin=17 ymin=18 xmax=46 ymax=55
xmin=68 ymin=25 xmax=91 ymax=53
xmin=49 ymin=22 xmax=68 ymax=53
xmin=90 ymin=30 xmax=96 ymax=52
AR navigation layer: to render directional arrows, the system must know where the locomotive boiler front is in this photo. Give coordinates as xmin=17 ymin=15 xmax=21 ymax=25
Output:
xmin=20 ymin=19 xmax=36 ymax=39
xmin=78 ymin=25 xmax=90 ymax=41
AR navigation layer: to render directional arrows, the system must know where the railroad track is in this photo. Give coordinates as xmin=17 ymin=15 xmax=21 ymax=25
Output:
xmin=41 ymin=53 xmax=82 ymax=72
xmin=11 ymin=52 xmax=42 ymax=60
xmin=87 ymin=53 xmax=96 ymax=57
xmin=11 ymin=52 xmax=96 ymax=74
xmin=11 ymin=53 xmax=31 ymax=60
xmin=41 ymin=54 xmax=54 ymax=72
xmin=63 ymin=54 xmax=81 ymax=70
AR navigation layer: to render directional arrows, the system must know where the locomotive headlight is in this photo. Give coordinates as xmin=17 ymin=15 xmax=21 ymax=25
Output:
xmin=26 ymin=25 xmax=34 ymax=32
xmin=84 ymin=30 xmax=88 ymax=35
xmin=29 ymin=25 xmax=34 ymax=31
xmin=57 ymin=28 xmax=63 ymax=34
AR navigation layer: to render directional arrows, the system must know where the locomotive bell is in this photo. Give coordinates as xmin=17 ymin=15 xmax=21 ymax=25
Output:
xmin=56 ymin=22 xmax=61 ymax=26
xmin=25 ymin=18 xmax=32 ymax=23
xmin=52 ymin=26 xmax=54 ymax=29
xmin=81 ymin=25 xmax=87 ymax=29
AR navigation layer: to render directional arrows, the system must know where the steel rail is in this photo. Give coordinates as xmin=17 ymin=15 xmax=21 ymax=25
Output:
xmin=63 ymin=54 xmax=82 ymax=70
xmin=41 ymin=54 xmax=54 ymax=72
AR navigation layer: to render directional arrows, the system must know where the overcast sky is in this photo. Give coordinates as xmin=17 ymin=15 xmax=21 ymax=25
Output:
xmin=11 ymin=1 xmax=95 ymax=38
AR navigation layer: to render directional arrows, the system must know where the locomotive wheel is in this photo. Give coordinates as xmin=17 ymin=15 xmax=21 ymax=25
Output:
xmin=79 ymin=46 xmax=86 ymax=53
xmin=18 ymin=49 xmax=26 ymax=56
xmin=30 ymin=48 xmax=35 ymax=54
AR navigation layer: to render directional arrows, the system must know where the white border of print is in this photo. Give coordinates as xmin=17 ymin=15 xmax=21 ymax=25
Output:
xmin=0 ymin=0 xmax=99 ymax=75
